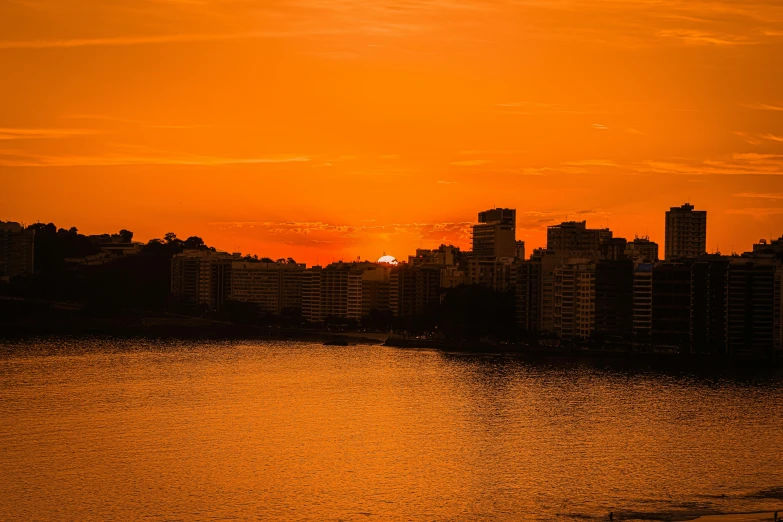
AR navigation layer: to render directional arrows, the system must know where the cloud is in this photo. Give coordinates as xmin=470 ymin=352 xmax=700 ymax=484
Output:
xmin=733 ymin=192 xmax=783 ymax=200
xmin=761 ymin=134 xmax=783 ymax=142
xmin=726 ymin=208 xmax=783 ymax=219
xmin=743 ymin=103 xmax=783 ymax=111
xmin=563 ymin=159 xmax=618 ymax=167
xmin=592 ymin=123 xmax=609 ymax=130
xmin=657 ymin=29 xmax=755 ymax=46
xmin=0 ymin=127 xmax=101 ymax=140
xmin=437 ymin=180 xmax=457 ymax=184
xmin=207 ymin=219 xmax=476 ymax=251
xmin=0 ymin=150 xmax=310 ymax=167
xmin=0 ymin=32 xmax=272 ymax=50
xmin=450 ymin=159 xmax=490 ymax=166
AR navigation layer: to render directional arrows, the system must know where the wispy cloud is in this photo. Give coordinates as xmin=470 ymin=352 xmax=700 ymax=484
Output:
xmin=0 ymin=127 xmax=101 ymax=140
xmin=726 ymin=207 xmax=783 ymax=218
xmin=657 ymin=29 xmax=754 ymax=45
xmin=761 ymin=133 xmax=783 ymax=142
xmin=733 ymin=192 xmax=783 ymax=200
xmin=0 ymin=32 xmax=270 ymax=50
xmin=0 ymin=150 xmax=310 ymax=167
xmin=437 ymin=180 xmax=457 ymax=184
xmin=563 ymin=159 xmax=618 ymax=167
xmin=592 ymin=123 xmax=609 ymax=130
xmin=450 ymin=159 xmax=490 ymax=166
xmin=743 ymin=103 xmax=783 ymax=111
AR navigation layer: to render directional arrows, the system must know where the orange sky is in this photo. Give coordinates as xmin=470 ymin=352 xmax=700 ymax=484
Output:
xmin=1 ymin=0 xmax=783 ymax=265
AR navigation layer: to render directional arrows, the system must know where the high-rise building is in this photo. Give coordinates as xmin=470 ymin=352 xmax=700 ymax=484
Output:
xmin=515 ymin=240 xmax=526 ymax=261
xmin=600 ymin=237 xmax=628 ymax=261
xmin=690 ymin=257 xmax=729 ymax=355
xmin=472 ymin=208 xmax=516 ymax=258
xmin=0 ymin=221 xmax=35 ymax=281
xmin=546 ymin=221 xmax=608 ymax=255
xmin=632 ymin=263 xmax=654 ymax=346
xmin=515 ymin=259 xmax=542 ymax=335
xmin=465 ymin=256 xmax=515 ymax=291
xmin=594 ymin=259 xmax=634 ymax=343
xmin=229 ymin=261 xmax=305 ymax=316
xmin=347 ymin=264 xmax=391 ymax=320
xmin=302 ymin=266 xmax=323 ymax=323
xmin=725 ymin=260 xmax=777 ymax=356
xmin=553 ymin=259 xmax=595 ymax=340
xmin=651 ymin=263 xmax=692 ymax=351
xmin=626 ymin=237 xmax=659 ymax=263
xmin=390 ymin=263 xmax=441 ymax=318
xmin=665 ymin=203 xmax=707 ymax=260
xmin=171 ymin=250 xmax=236 ymax=311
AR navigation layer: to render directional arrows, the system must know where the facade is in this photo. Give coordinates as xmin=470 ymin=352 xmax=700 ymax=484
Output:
xmin=515 ymin=259 xmax=542 ymax=334
xmin=651 ymin=263 xmax=692 ymax=350
xmin=302 ymin=266 xmax=323 ymax=323
xmin=347 ymin=264 xmax=391 ymax=320
xmin=464 ymin=256 xmax=515 ymax=291
xmin=665 ymin=203 xmax=707 ymax=260
xmin=725 ymin=260 xmax=777 ymax=356
xmin=690 ymin=257 xmax=729 ymax=355
xmin=632 ymin=263 xmax=654 ymax=346
xmin=546 ymin=221 xmax=608 ymax=255
xmin=171 ymin=250 xmax=236 ymax=311
xmin=0 ymin=221 xmax=35 ymax=280
xmin=594 ymin=260 xmax=634 ymax=342
xmin=408 ymin=245 xmax=461 ymax=267
xmin=626 ymin=237 xmax=659 ymax=263
xmin=553 ymin=259 xmax=594 ymax=340
xmin=390 ymin=263 xmax=441 ymax=318
xmin=472 ymin=208 xmax=516 ymax=258
xmin=229 ymin=261 xmax=305 ymax=316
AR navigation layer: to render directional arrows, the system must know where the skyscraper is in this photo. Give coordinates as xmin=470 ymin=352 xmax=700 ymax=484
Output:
xmin=665 ymin=203 xmax=707 ymax=260
xmin=472 ymin=208 xmax=516 ymax=258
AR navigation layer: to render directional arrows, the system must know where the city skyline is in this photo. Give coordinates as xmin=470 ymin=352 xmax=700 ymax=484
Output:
xmin=3 ymin=200 xmax=781 ymax=266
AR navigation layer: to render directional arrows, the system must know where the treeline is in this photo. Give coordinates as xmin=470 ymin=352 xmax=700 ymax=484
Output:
xmin=1 ymin=225 xmax=215 ymax=313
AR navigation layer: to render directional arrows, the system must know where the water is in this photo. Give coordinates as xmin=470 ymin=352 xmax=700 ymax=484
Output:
xmin=1 ymin=339 xmax=782 ymax=521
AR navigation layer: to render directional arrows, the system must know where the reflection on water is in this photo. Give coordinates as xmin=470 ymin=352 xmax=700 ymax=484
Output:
xmin=1 ymin=339 xmax=782 ymax=521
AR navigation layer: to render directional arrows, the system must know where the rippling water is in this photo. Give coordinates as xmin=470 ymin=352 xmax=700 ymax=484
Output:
xmin=1 ymin=339 xmax=782 ymax=521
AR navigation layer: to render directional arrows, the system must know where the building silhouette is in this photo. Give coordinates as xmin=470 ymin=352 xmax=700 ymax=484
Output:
xmin=0 ymin=221 xmax=35 ymax=282
xmin=665 ymin=203 xmax=707 ymax=260
xmin=472 ymin=208 xmax=516 ymax=258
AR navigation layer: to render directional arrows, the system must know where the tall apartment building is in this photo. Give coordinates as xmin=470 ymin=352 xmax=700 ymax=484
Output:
xmin=665 ymin=203 xmax=707 ymax=260
xmin=171 ymin=250 xmax=236 ymax=311
xmin=530 ymin=248 xmax=569 ymax=334
xmin=725 ymin=260 xmax=777 ymax=356
xmin=553 ymin=260 xmax=595 ymax=340
xmin=390 ymin=263 xmax=441 ymax=318
xmin=515 ymin=258 xmax=542 ymax=335
xmin=302 ymin=266 xmax=323 ymax=323
xmin=472 ymin=208 xmax=516 ymax=258
xmin=626 ymin=237 xmax=659 ymax=263
xmin=464 ymin=256 xmax=515 ymax=291
xmin=690 ymin=257 xmax=729 ymax=355
xmin=347 ymin=264 xmax=391 ymax=320
xmin=0 ymin=221 xmax=35 ymax=281
xmin=546 ymin=221 xmax=609 ymax=255
xmin=632 ymin=263 xmax=654 ymax=346
xmin=651 ymin=263 xmax=692 ymax=350
xmin=594 ymin=260 xmax=634 ymax=342
xmin=408 ymin=245 xmax=462 ymax=267
xmin=229 ymin=261 xmax=305 ymax=316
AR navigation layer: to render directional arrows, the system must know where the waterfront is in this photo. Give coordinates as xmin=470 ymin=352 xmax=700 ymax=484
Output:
xmin=1 ymin=339 xmax=782 ymax=521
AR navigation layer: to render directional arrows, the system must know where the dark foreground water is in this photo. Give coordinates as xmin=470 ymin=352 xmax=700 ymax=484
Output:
xmin=1 ymin=339 xmax=782 ymax=521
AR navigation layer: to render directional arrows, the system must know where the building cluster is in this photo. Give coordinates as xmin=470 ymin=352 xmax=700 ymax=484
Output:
xmin=0 ymin=221 xmax=35 ymax=283
xmin=168 ymin=203 xmax=782 ymax=355
xmin=517 ymin=204 xmax=782 ymax=356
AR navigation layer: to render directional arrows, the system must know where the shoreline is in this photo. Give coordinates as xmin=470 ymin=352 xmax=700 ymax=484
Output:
xmin=689 ymin=513 xmax=776 ymax=521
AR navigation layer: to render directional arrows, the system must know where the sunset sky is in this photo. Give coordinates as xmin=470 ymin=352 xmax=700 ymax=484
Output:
xmin=2 ymin=0 xmax=783 ymax=264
